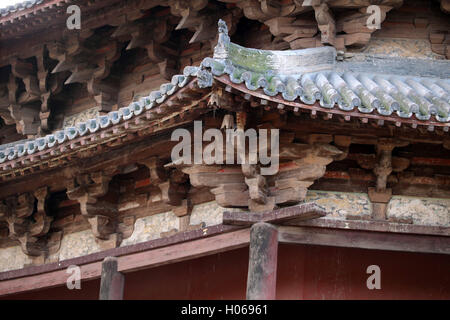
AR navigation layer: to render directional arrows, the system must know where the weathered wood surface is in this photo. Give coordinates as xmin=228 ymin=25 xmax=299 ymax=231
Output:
xmin=223 ymin=202 xmax=327 ymax=226
xmin=99 ymin=257 xmax=125 ymax=300
xmin=284 ymin=218 xmax=450 ymax=237
xmin=246 ymin=222 xmax=278 ymax=300
xmin=278 ymin=226 xmax=450 ymax=255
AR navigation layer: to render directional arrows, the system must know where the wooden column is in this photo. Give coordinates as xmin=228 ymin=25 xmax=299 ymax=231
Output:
xmin=246 ymin=222 xmax=278 ymax=300
xmin=99 ymin=256 xmax=125 ymax=300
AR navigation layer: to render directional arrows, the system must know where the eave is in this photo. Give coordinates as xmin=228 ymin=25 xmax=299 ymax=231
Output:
xmin=0 ymin=67 xmax=212 ymax=181
xmin=1 ymin=19 xmax=450 ymax=182
xmin=204 ymin=21 xmax=450 ymax=129
xmin=216 ymin=75 xmax=450 ymax=131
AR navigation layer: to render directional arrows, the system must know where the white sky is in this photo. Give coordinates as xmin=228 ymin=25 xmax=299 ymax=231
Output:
xmin=0 ymin=0 xmax=29 ymax=10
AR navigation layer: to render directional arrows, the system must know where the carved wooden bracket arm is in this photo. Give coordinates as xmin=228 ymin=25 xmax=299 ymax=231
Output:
xmin=0 ymin=187 xmax=60 ymax=258
xmin=177 ymin=132 xmax=343 ymax=212
xmin=66 ymin=168 xmax=134 ymax=249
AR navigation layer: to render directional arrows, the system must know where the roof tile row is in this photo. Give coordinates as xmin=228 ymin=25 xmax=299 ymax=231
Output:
xmin=201 ymin=57 xmax=450 ymax=122
xmin=0 ymin=66 xmax=199 ymax=164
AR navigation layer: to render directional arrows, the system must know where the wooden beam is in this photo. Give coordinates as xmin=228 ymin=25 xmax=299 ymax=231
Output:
xmin=278 ymin=226 xmax=450 ymax=255
xmin=246 ymin=222 xmax=278 ymax=300
xmin=223 ymin=202 xmax=327 ymax=226
xmin=99 ymin=257 xmax=124 ymax=300
xmin=284 ymin=218 xmax=450 ymax=237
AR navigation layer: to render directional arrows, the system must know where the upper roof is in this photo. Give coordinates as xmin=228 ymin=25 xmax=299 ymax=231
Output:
xmin=0 ymin=0 xmax=43 ymax=16
xmin=1 ymin=19 xmax=450 ymax=180
xmin=203 ymin=20 xmax=450 ymax=125
xmin=0 ymin=0 xmax=60 ymax=22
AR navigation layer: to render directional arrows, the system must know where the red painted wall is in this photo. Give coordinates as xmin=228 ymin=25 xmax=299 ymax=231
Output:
xmin=5 ymin=244 xmax=450 ymax=299
xmin=277 ymin=245 xmax=450 ymax=299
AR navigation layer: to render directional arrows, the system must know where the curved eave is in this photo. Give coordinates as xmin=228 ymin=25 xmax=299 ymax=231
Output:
xmin=216 ymin=75 xmax=450 ymax=131
xmin=0 ymin=0 xmax=61 ymax=24
xmin=0 ymin=78 xmax=211 ymax=181
xmin=208 ymin=19 xmax=450 ymax=127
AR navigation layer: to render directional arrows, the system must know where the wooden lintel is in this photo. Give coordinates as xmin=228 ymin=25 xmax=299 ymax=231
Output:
xmin=223 ymin=202 xmax=327 ymax=226
xmin=284 ymin=218 xmax=450 ymax=237
xmin=278 ymin=225 xmax=450 ymax=255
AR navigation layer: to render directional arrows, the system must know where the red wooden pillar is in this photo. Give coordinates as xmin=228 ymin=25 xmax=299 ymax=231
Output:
xmin=99 ymin=256 xmax=125 ymax=300
xmin=246 ymin=222 xmax=278 ymax=300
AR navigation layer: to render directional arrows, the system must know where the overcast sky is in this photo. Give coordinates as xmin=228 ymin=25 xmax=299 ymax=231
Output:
xmin=0 ymin=0 xmax=27 ymax=10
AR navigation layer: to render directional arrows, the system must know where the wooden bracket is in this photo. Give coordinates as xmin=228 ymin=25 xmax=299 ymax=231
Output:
xmin=355 ymin=138 xmax=409 ymax=220
xmin=140 ymin=156 xmax=192 ymax=213
xmin=66 ymin=169 xmax=133 ymax=248
xmin=0 ymin=188 xmax=59 ymax=258
xmin=179 ymin=136 xmax=342 ymax=212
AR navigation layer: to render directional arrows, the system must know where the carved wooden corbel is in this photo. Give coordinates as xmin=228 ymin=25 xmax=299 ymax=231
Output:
xmin=4 ymin=45 xmax=73 ymax=135
xmin=356 ymin=138 xmax=410 ymax=220
xmin=35 ymin=46 xmax=58 ymax=133
xmin=6 ymin=71 xmax=40 ymax=136
xmin=10 ymin=54 xmax=55 ymax=135
xmin=243 ymin=163 xmax=273 ymax=212
xmin=112 ymin=16 xmax=178 ymax=81
xmin=177 ymin=130 xmax=343 ymax=212
xmin=50 ymin=33 xmax=121 ymax=113
xmin=66 ymin=168 xmax=133 ymax=249
xmin=139 ymin=157 xmax=192 ymax=214
xmin=313 ymin=2 xmax=335 ymax=46
xmin=171 ymin=0 xmax=242 ymax=45
xmin=138 ymin=156 xmax=201 ymax=235
xmin=0 ymin=189 xmax=57 ymax=258
xmin=261 ymin=0 xmax=398 ymax=51
xmin=168 ymin=0 xmax=208 ymax=16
